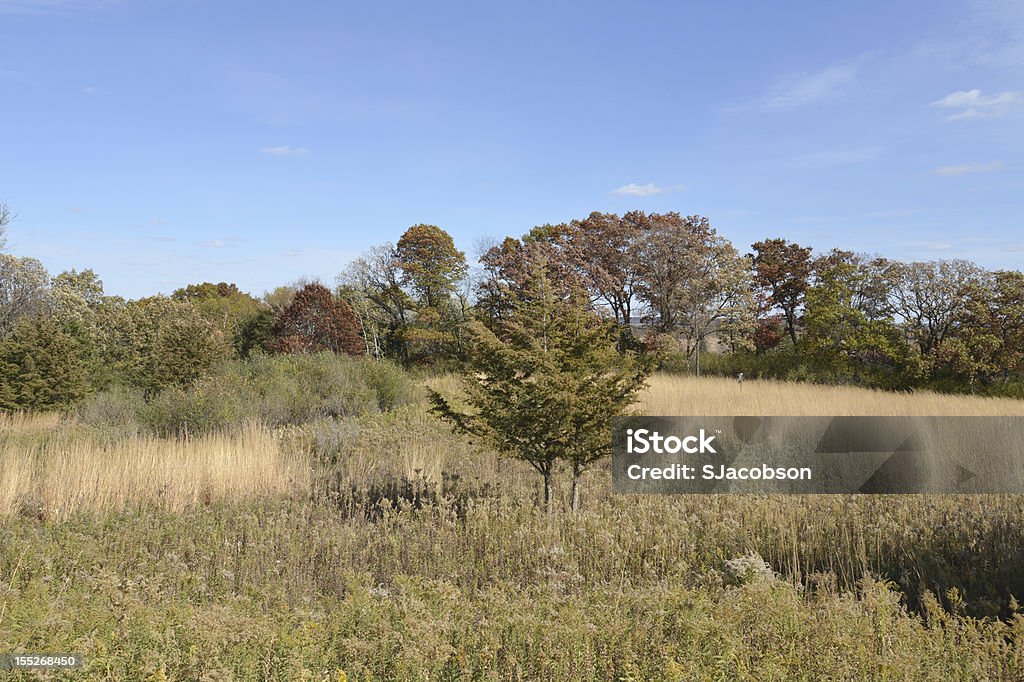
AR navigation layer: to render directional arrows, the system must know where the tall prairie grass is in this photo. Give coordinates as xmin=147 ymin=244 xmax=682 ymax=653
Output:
xmin=641 ymin=373 xmax=1024 ymax=416
xmin=3 ymin=374 xmax=1024 ymax=678
xmin=0 ymin=422 xmax=307 ymax=521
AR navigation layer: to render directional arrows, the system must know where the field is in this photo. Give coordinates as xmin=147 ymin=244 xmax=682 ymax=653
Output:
xmin=2 ymin=375 xmax=1024 ymax=680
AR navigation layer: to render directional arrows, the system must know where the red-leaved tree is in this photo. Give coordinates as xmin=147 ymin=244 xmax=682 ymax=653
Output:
xmin=270 ymin=283 xmax=363 ymax=355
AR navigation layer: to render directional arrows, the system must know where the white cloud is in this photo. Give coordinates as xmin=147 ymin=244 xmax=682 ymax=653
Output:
xmin=82 ymin=85 xmax=98 ymax=94
xmin=196 ymin=239 xmax=226 ymax=248
xmin=260 ymin=145 xmax=309 ymax=156
xmin=790 ymin=146 xmax=884 ymax=168
xmin=932 ymin=89 xmax=1022 ymax=120
xmin=933 ymin=161 xmax=1005 ymax=176
xmin=610 ymin=182 xmax=684 ymax=196
xmin=283 ymin=249 xmax=302 ymax=257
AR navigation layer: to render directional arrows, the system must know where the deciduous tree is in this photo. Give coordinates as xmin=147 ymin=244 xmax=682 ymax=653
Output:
xmin=565 ymin=211 xmax=648 ymax=326
xmin=271 ymin=283 xmax=363 ymax=356
xmin=635 ymin=214 xmax=754 ymax=371
xmin=394 ymin=224 xmax=468 ymax=309
xmin=751 ymin=238 xmax=812 ymax=348
xmin=0 ymin=254 xmax=50 ymax=336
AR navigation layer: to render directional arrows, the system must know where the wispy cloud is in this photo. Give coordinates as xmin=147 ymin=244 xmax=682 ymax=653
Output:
xmin=196 ymin=239 xmax=226 ymax=248
xmin=790 ymin=146 xmax=884 ymax=168
xmin=260 ymin=145 xmax=309 ymax=156
xmin=866 ymin=208 xmax=923 ymax=218
xmin=913 ymin=0 xmax=1024 ymax=70
xmin=610 ymin=182 xmax=685 ymax=196
xmin=750 ymin=56 xmax=866 ymax=112
xmin=82 ymin=85 xmax=98 ymax=94
xmin=932 ymin=89 xmax=1022 ymax=120
xmin=934 ymin=161 xmax=1005 ymax=176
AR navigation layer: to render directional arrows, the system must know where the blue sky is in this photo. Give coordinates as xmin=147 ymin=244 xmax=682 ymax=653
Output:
xmin=1 ymin=0 xmax=1022 ymax=298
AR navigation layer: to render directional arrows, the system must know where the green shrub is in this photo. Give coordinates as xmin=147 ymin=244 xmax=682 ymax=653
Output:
xmin=80 ymin=352 xmax=421 ymax=436
xmin=137 ymin=381 xmax=246 ymax=437
xmin=74 ymin=385 xmax=146 ymax=429
xmin=361 ymin=359 xmax=422 ymax=410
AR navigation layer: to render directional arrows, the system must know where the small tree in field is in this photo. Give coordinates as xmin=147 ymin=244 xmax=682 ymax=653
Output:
xmin=429 ymin=256 xmax=652 ymax=511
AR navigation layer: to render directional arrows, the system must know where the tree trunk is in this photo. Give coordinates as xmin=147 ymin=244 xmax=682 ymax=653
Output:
xmin=543 ymin=469 xmax=554 ymax=510
xmin=786 ymin=308 xmax=799 ymax=348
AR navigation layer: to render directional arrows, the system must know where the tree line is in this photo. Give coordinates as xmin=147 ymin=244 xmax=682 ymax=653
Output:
xmin=2 ymin=209 xmax=1023 ymax=414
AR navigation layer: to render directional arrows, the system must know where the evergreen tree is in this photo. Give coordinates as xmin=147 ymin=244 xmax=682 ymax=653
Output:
xmin=430 ymin=255 xmax=652 ymax=510
xmin=0 ymin=315 xmax=91 ymax=411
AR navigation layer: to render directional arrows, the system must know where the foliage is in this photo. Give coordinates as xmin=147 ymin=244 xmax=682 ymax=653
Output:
xmin=565 ymin=211 xmax=648 ymax=325
xmin=885 ymin=259 xmax=984 ymax=355
xmin=269 ymin=283 xmax=363 ymax=355
xmin=0 ymin=253 xmax=50 ymax=336
xmin=80 ymin=352 xmax=420 ymax=436
xmin=750 ymin=238 xmax=812 ymax=348
xmin=0 ymin=315 xmax=92 ymax=411
xmin=635 ymin=213 xmax=755 ymax=362
xmin=393 ymin=224 xmax=468 ymax=309
xmin=338 ymin=243 xmax=414 ymax=361
xmin=172 ymin=281 xmax=267 ymax=354
xmin=431 ymin=257 xmax=651 ymax=510
xmin=801 ymin=251 xmax=922 ymax=388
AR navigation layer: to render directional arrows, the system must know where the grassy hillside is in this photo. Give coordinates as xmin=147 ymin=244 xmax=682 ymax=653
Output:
xmin=1 ymin=375 xmax=1023 ymax=680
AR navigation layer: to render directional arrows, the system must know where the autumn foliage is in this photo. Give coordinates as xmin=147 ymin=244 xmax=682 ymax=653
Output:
xmin=269 ymin=283 xmax=363 ymax=355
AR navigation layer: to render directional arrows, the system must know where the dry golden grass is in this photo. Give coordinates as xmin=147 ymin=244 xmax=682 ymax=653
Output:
xmin=0 ymin=422 xmax=307 ymax=522
xmin=641 ymin=373 xmax=1024 ymax=416
xmin=0 ymin=411 xmax=61 ymax=434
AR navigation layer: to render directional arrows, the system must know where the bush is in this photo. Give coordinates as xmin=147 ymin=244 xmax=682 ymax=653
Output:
xmin=138 ymin=382 xmax=246 ymax=437
xmin=75 ymin=385 xmax=146 ymax=429
xmin=80 ymin=352 xmax=421 ymax=436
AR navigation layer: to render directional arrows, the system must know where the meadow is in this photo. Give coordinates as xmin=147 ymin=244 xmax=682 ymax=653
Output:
xmin=2 ymin=373 xmax=1024 ymax=680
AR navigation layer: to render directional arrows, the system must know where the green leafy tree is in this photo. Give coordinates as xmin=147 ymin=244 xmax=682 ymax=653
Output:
xmin=393 ymin=225 xmax=469 ymax=365
xmin=884 ymin=259 xmax=984 ymax=357
xmin=172 ymin=281 xmax=266 ymax=356
xmin=92 ymin=296 xmax=231 ymax=393
xmin=430 ymin=256 xmax=652 ymax=511
xmin=937 ymin=271 xmax=1024 ymax=389
xmin=803 ymin=252 xmax=919 ymax=388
